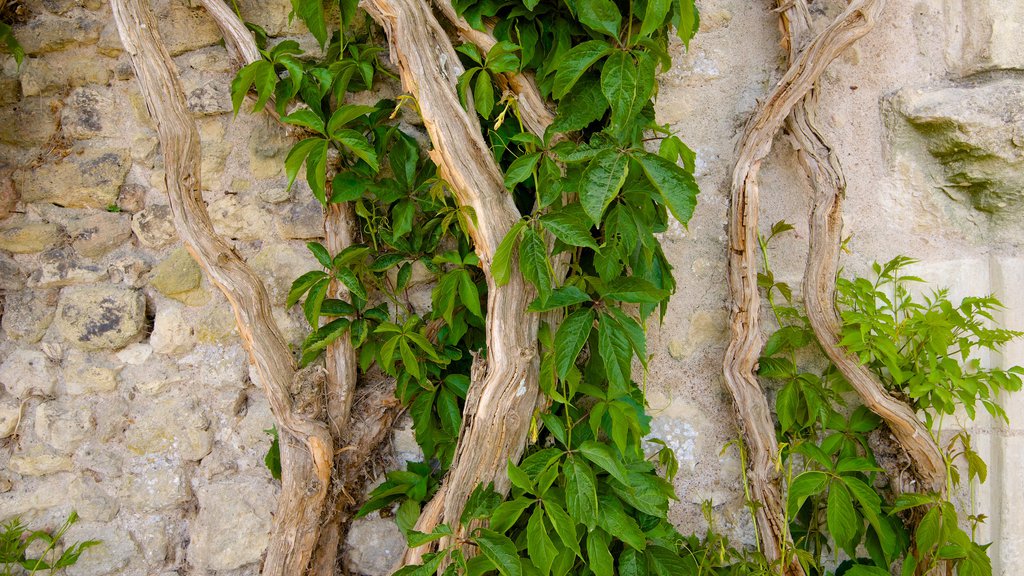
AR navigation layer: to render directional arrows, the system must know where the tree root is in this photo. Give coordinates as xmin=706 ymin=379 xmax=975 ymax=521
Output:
xmin=724 ymin=2 xmax=887 ymax=573
xmin=111 ymin=3 xmax=333 ymax=574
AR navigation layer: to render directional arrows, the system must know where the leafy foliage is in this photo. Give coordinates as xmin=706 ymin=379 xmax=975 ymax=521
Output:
xmin=1 ymin=512 xmax=99 ymax=575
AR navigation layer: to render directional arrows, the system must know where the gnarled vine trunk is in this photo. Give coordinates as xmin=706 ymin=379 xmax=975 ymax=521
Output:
xmin=724 ymin=2 xmax=888 ymax=572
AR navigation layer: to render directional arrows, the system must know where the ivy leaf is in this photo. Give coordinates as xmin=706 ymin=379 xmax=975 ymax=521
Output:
xmin=576 ymin=0 xmax=621 ymax=37
xmin=307 ymin=242 xmax=332 ymax=269
xmin=527 ymin=286 xmax=592 ymax=313
xmin=304 ymin=139 xmax=329 ymax=204
xmin=437 ymin=387 xmax=462 ymax=436
xmin=327 ymin=104 xmax=377 ymax=135
xmin=553 ymin=41 xmax=612 ymax=99
xmin=283 ymin=109 xmax=326 ymax=135
xmin=585 ymin=528 xmax=614 ymax=576
xmin=579 ymin=440 xmax=630 ymax=484
xmin=291 ymin=0 xmax=328 ymax=48
xmin=673 ymin=0 xmax=700 ymax=48
xmin=543 ymin=501 xmax=580 ymax=557
xmin=474 ymin=71 xmax=496 ymax=119
xmin=493 ymin=221 xmax=526 ymax=286
xmin=230 ymin=60 xmax=277 ymax=115
xmin=565 ymin=456 xmax=599 ymax=529
xmin=504 ymin=152 xmax=542 ymax=190
xmin=598 ymin=312 xmax=632 ymax=395
xmin=555 ymin=309 xmax=595 ymax=379
xmin=519 ymin=227 xmax=553 ymax=301
xmin=787 ymin=470 xmax=828 ymax=518
xmin=302 ymin=317 xmax=351 ymax=356
xmin=549 ymin=76 xmax=609 ymax=135
xmin=601 ymin=51 xmax=654 ymax=139
xmin=458 ymin=270 xmax=483 ymax=319
xmin=336 ymin=267 xmax=368 ymax=301
xmin=596 ymin=496 xmax=647 ymax=550
xmin=527 ymin=508 xmax=558 ymax=576
xmin=639 ymin=0 xmax=672 ymax=38
xmin=540 ymin=204 xmax=599 ymax=250
xmin=619 ymin=549 xmax=647 ymax=576
xmin=302 ymin=277 xmax=330 ymax=326
xmin=635 ymin=152 xmax=699 ymax=227
xmin=392 ymin=199 xmax=415 ymax=239
xmin=827 ymin=481 xmax=859 ymax=552
xmin=602 ymin=277 xmax=669 ymax=304
xmin=580 ymin=149 xmax=629 ymax=225
xmin=474 ymin=530 xmax=523 ymax=576
xmin=646 ymin=545 xmax=695 ymax=576
xmin=284 ymin=138 xmax=325 ymax=195
xmin=334 ymin=128 xmax=380 ymax=172
xmin=287 ymin=270 xmax=328 ymax=307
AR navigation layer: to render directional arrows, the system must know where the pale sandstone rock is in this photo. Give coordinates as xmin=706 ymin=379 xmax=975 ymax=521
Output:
xmin=344 ymin=517 xmax=407 ymax=576
xmin=70 ymin=476 xmax=119 ymax=522
xmin=0 ymin=220 xmax=63 ymax=253
xmin=0 ymin=399 xmax=21 ymax=439
xmin=1 ymin=289 xmax=58 ymax=342
xmin=207 ymin=194 xmax=275 ymax=241
xmin=0 ymin=254 xmax=25 ymax=290
xmin=67 ymin=210 xmax=134 ymax=257
xmin=55 ymin=285 xmax=147 ymax=350
xmin=149 ymin=246 xmax=202 ymax=296
xmin=60 ymin=87 xmax=120 ymax=140
xmin=276 ymin=196 xmax=324 ymax=240
xmin=9 ymin=445 xmax=73 ymax=476
xmin=0 ymin=349 xmax=57 ymax=398
xmin=19 ymin=51 xmax=112 ymax=97
xmin=63 ymin=349 xmax=119 ymax=395
xmin=115 ymin=342 xmax=153 ymax=365
xmin=124 ymin=393 xmax=213 ymax=460
xmin=155 ymin=1 xmax=222 ymax=56
xmin=150 ymin=304 xmax=196 ymax=355
xmin=131 ymin=204 xmax=177 ymax=248
xmin=34 ymin=401 xmax=95 ymax=451
xmin=16 ymin=10 xmax=103 ymax=55
xmin=0 ymin=96 xmax=58 ymax=145
xmin=28 ymin=247 xmax=109 ymax=288
xmin=122 ymin=460 xmax=190 ymax=511
xmin=248 ymin=242 xmax=321 ymax=304
xmin=63 ymin=524 xmax=137 ymax=576
xmin=14 ymin=148 xmax=131 ymax=209
xmin=188 ymin=481 xmax=274 ymax=571
xmin=960 ymin=1 xmax=1024 ymax=74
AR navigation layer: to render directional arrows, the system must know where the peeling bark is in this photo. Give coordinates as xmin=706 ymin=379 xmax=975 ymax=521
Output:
xmin=724 ymin=2 xmax=887 ymax=572
xmin=779 ymin=0 xmax=946 ymax=495
xmin=361 ymin=0 xmax=542 ymax=561
xmin=111 ymin=2 xmax=332 ymax=574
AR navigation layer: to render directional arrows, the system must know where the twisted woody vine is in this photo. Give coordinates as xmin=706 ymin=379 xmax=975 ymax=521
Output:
xmin=48 ymin=0 xmax=1019 ymax=575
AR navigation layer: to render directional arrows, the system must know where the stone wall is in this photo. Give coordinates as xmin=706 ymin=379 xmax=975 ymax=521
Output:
xmin=0 ymin=0 xmax=1022 ymax=574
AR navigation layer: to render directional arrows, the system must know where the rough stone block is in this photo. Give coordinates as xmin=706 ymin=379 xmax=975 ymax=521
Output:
xmin=19 ymin=51 xmax=113 ymax=97
xmin=1 ymin=288 xmax=58 ymax=342
xmin=0 ymin=399 xmax=20 ymax=439
xmin=63 ymin=349 xmax=119 ymax=395
xmin=248 ymin=242 xmax=321 ymax=304
xmin=0 ymin=219 xmax=63 ymax=253
xmin=28 ymin=247 xmax=109 ymax=288
xmin=67 ymin=210 xmax=134 ymax=257
xmin=130 ymin=204 xmax=177 ymax=248
xmin=958 ymin=0 xmax=1024 ymax=74
xmin=63 ymin=524 xmax=137 ymax=576
xmin=9 ymin=445 xmax=73 ymax=476
xmin=122 ymin=460 xmax=190 ymax=511
xmin=892 ymin=79 xmax=1024 ymax=215
xmin=188 ymin=481 xmax=273 ymax=571
xmin=0 ymin=96 xmax=58 ymax=146
xmin=15 ymin=10 xmax=103 ymax=55
xmin=0 ymin=349 xmax=57 ymax=398
xmin=55 ymin=285 xmax=147 ymax=350
xmin=344 ymin=517 xmax=407 ymax=576
xmin=35 ymin=401 xmax=95 ymax=451
xmin=124 ymin=393 xmax=212 ymax=461
xmin=14 ymin=147 xmax=131 ymax=209
xmin=150 ymin=304 xmax=196 ymax=355
xmin=150 ymin=247 xmax=202 ymax=297
xmin=60 ymin=87 xmax=119 ymax=140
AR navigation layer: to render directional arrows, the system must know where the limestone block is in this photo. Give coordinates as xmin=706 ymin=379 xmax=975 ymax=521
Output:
xmin=122 ymin=460 xmax=190 ymax=511
xmin=34 ymin=401 xmax=95 ymax=451
xmin=0 ymin=96 xmax=58 ymax=146
xmin=131 ymin=204 xmax=177 ymax=248
xmin=63 ymin=349 xmax=119 ymax=395
xmin=0 ymin=219 xmax=63 ymax=253
xmin=63 ymin=524 xmax=137 ymax=576
xmin=149 ymin=247 xmax=201 ymax=297
xmin=9 ymin=445 xmax=73 ymax=476
xmin=124 ymin=393 xmax=212 ymax=460
xmin=959 ymin=0 xmax=1024 ymax=74
xmin=235 ymin=0 xmax=308 ymax=36
xmin=16 ymin=10 xmax=103 ymax=55
xmin=132 ymin=518 xmax=171 ymax=566
xmin=70 ymin=476 xmax=119 ymax=522
xmin=19 ymin=51 xmax=112 ymax=97
xmin=67 ymin=210 xmax=134 ymax=257
xmin=0 ymin=254 xmax=25 ymax=290
xmin=116 ymin=342 xmax=153 ymax=365
xmin=667 ymin=309 xmax=729 ymax=360
xmin=248 ymin=242 xmax=321 ymax=304
xmin=14 ymin=148 xmax=131 ymax=209
xmin=188 ymin=481 xmax=273 ymax=571
xmin=0 ymin=474 xmax=70 ymax=517
xmin=0 ymin=349 xmax=57 ymax=398
xmin=150 ymin=304 xmax=196 ymax=355
xmin=60 ymin=87 xmax=120 ymax=140
xmin=28 ymin=247 xmax=109 ymax=288
xmin=344 ymin=517 xmax=407 ymax=576
xmin=892 ymin=79 xmax=1024 ymax=215
xmin=154 ymin=1 xmax=222 ymax=56
xmin=276 ymin=196 xmax=324 ymax=240
xmin=0 ymin=399 xmax=21 ymax=439
xmin=55 ymin=285 xmax=147 ymax=350
xmin=207 ymin=195 xmax=275 ymax=241
xmin=1 ymin=288 xmax=58 ymax=342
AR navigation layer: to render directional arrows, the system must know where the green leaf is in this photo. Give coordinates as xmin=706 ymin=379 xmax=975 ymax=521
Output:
xmin=576 ymin=0 xmax=621 ymax=37
xmin=579 ymin=440 xmax=630 ymax=484
xmin=601 ymin=51 xmax=654 ymax=139
xmin=619 ymin=549 xmax=647 ymax=576
xmin=543 ymin=501 xmax=581 ymax=557
xmin=474 ymin=71 xmax=496 ymax=119
xmin=490 ymin=497 xmax=535 ymax=533
xmin=283 ymin=109 xmax=326 ymax=135
xmin=635 ymin=152 xmax=699 ymax=226
xmin=585 ymin=528 xmax=614 ymax=576
xmin=336 ymin=267 xmax=368 ymax=301
xmin=646 ymin=546 xmax=694 ymax=576
xmin=302 ymin=317 xmax=351 ymax=356
xmin=392 ymin=199 xmax=415 ymax=239
xmin=527 ymin=286 xmax=592 ymax=312
xmin=540 ymin=204 xmax=599 ymax=250
xmin=505 ymin=152 xmax=542 ymax=190
xmin=787 ymin=471 xmax=828 ymax=518
xmin=598 ymin=312 xmax=632 ymax=394
xmin=287 ymin=270 xmax=328 ymax=307
xmin=827 ymin=481 xmax=859 ymax=552
xmin=458 ymin=270 xmax=483 ymax=319
xmin=303 ymin=277 xmax=330 ymax=326
xmin=549 ymin=76 xmax=609 ymax=134
xmin=327 ymin=104 xmax=377 ymax=135
xmin=555 ymin=309 xmax=595 ymax=379
xmin=307 ymin=242 xmax=332 ymax=268
xmin=596 ymin=495 xmax=647 ymax=550
xmin=291 ymin=0 xmax=328 ymax=47
xmin=474 ymin=530 xmax=523 ymax=576
xmin=320 ymin=298 xmax=356 ymax=316
xmin=519 ymin=227 xmax=553 ymax=300
xmin=527 ymin=508 xmax=558 ymax=576
xmin=639 ymin=0 xmax=672 ymax=38
xmin=285 ymin=138 xmax=325 ymax=195
xmin=231 ymin=61 xmax=277 ymax=114
xmin=580 ymin=149 xmax=629 ymax=225
xmin=673 ymin=0 xmax=700 ymax=47
xmin=264 ymin=427 xmax=281 ymax=480
xmin=334 ymin=129 xmax=380 ymax=172
xmin=493 ymin=221 xmax=526 ymax=287
xmin=565 ymin=455 xmax=599 ymax=529
xmin=437 ymin=387 xmax=462 ymax=435
xmin=602 ymin=277 xmax=670 ymax=303
xmin=553 ymin=41 xmax=612 ymax=99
